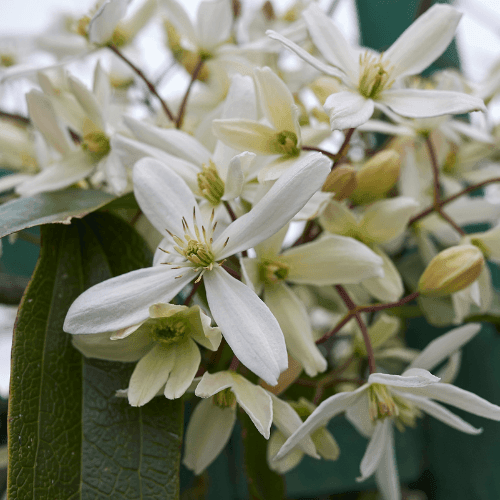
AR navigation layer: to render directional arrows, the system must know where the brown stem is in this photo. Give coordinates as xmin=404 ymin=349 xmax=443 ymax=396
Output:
xmin=409 ymin=177 xmax=500 ymax=225
xmin=360 ymin=291 xmax=420 ymax=313
xmin=334 ymin=128 xmax=355 ymax=164
xmin=176 ymin=58 xmax=204 ymax=129
xmin=223 ymin=200 xmax=237 ymax=222
xmin=229 ymin=355 xmax=240 ymax=371
xmin=221 ymin=264 xmax=241 ymax=280
xmin=301 ymin=145 xmax=336 ymax=161
xmin=183 ymin=280 xmax=202 ymax=306
xmin=335 ymin=285 xmax=376 ymax=373
xmin=316 ymin=313 xmax=355 ymax=344
xmin=425 ymin=135 xmax=441 ymax=205
xmin=437 ymin=208 xmax=466 ymax=236
xmin=108 ymin=44 xmax=175 ymax=122
xmin=0 ymin=110 xmax=30 ymax=125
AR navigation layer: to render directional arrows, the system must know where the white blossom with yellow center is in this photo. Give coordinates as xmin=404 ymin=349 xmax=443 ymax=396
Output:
xmin=64 ymin=152 xmax=331 ymax=385
xmin=268 ymin=4 xmax=486 ymax=130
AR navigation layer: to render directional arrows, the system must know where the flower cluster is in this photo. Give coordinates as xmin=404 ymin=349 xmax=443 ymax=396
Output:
xmin=3 ymin=1 xmax=500 ymax=498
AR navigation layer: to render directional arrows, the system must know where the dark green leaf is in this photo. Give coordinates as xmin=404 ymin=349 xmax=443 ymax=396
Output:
xmin=239 ymin=410 xmax=286 ymax=500
xmin=8 ymin=213 xmax=183 ymax=499
xmin=0 ymin=189 xmax=114 ymax=239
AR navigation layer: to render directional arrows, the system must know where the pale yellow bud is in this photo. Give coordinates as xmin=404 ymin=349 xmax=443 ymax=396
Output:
xmin=418 ymin=244 xmax=484 ymax=297
xmin=321 ymin=165 xmax=357 ymax=201
xmin=350 ymin=150 xmax=401 ymax=204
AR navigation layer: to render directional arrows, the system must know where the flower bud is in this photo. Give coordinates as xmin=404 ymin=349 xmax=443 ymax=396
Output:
xmin=321 ymin=165 xmax=357 ymax=201
xmin=350 ymin=150 xmax=401 ymax=204
xmin=418 ymin=244 xmax=484 ymax=297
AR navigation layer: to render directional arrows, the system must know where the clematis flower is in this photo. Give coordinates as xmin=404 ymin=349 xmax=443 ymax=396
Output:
xmin=183 ymin=371 xmax=274 ymax=474
xmin=64 ymin=152 xmax=331 ymax=385
xmin=72 ymin=303 xmax=221 ymax=406
xmin=267 ymin=4 xmax=486 ymax=130
xmin=275 ymin=324 xmax=500 ymax=500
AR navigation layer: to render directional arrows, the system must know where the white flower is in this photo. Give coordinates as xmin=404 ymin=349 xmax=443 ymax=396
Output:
xmin=275 ymin=324 xmax=500 ymax=500
xmin=268 ymin=4 xmax=486 ymax=130
xmin=183 ymin=371 xmax=273 ymax=474
xmin=64 ymin=152 xmax=331 ymax=385
xmin=72 ymin=303 xmax=221 ymax=406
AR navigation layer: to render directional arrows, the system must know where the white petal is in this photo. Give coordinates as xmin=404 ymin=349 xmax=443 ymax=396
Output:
xmin=71 ymin=330 xmax=154 ymax=362
xmin=345 ymin=395 xmax=373 ymax=438
xmin=212 ymin=119 xmax=279 ymax=155
xmin=195 ymin=371 xmax=235 ymax=398
xmin=183 ymin=398 xmax=236 ymax=475
xmin=399 ymin=392 xmax=482 ymax=435
xmin=68 ymin=75 xmax=105 ymax=131
xmin=128 ymin=343 xmax=175 ymax=406
xmin=265 ymin=283 xmax=327 ymax=378
xmin=255 ymin=224 xmax=288 ymax=260
xmin=357 ymin=420 xmax=390 ymax=481
xmin=408 ymin=323 xmax=481 ymax=372
xmin=266 ymin=30 xmax=345 ymax=79
xmin=124 ymin=116 xmax=211 ymax=165
xmin=164 ymin=339 xmax=201 ymax=399
xmin=368 ymin=370 xmax=440 ymax=388
xmin=93 ymin=62 xmax=111 ymax=113
xmin=214 ymin=152 xmax=330 ymax=258
xmin=269 ymin=393 xmax=318 ymax=457
xmin=89 ymin=0 xmax=130 ymax=45
xmin=26 ymin=90 xmax=73 ymax=155
xmin=324 ymin=91 xmax=375 ymax=130
xmin=221 ymin=152 xmax=246 ymax=200
xmin=374 ymin=423 xmax=400 ymax=500
xmin=204 ymin=267 xmax=287 ymax=385
xmin=402 ymin=383 xmax=500 ymax=420
xmin=275 ymin=390 xmax=363 ymax=459
xmin=268 ymin=431 xmax=304 ymax=474
xmin=162 ymin=0 xmax=197 ymax=44
xmin=311 ymin=427 xmax=340 ymax=461
xmin=282 ymin=234 xmax=383 ymax=286
xmin=133 ymin=157 xmax=198 ymax=236
xmin=385 ymin=4 xmax=462 ymax=79
xmin=232 ymin=374 xmax=273 ymax=438
xmin=16 ymin=151 xmax=95 ymax=197
xmin=197 ymin=0 xmax=233 ymax=50
xmin=302 ymin=3 xmax=358 ymax=82
xmin=362 ymin=246 xmax=404 ymax=302
xmin=63 ymin=266 xmax=194 ymax=334
xmin=380 ymin=89 xmax=486 ymax=118
xmin=436 ymin=351 xmax=461 ymax=385
xmin=254 ymin=67 xmax=299 ymax=134
xmin=319 ymin=198 xmax=359 ymax=235
xmin=360 ymin=196 xmax=419 ymax=244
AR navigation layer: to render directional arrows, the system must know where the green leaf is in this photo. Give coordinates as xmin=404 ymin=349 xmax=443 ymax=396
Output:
xmin=0 ymin=189 xmax=114 ymax=238
xmin=8 ymin=213 xmax=183 ymax=499
xmin=239 ymin=410 xmax=286 ymax=500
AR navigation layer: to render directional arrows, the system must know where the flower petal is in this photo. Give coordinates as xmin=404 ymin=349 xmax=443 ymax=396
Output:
xmin=399 ymin=392 xmax=482 ymax=435
xmin=302 ymin=3 xmax=358 ymax=82
xmin=324 ymin=91 xmax=375 ymax=130
xmin=68 ymin=75 xmax=105 ymax=131
xmin=183 ymin=398 xmax=236 ymax=475
xmin=268 ymin=431 xmax=304 ymax=474
xmin=254 ymin=67 xmax=299 ymax=134
xmin=380 ymin=89 xmax=486 ymax=118
xmin=374 ymin=423 xmax=400 ymax=500
xmin=164 ymin=339 xmax=201 ymax=399
xmin=282 ymin=234 xmax=384 ymax=286
xmin=195 ymin=371 xmax=235 ymax=397
xmin=385 ymin=4 xmax=462 ymax=79
xmin=162 ymin=0 xmax=197 ymax=43
xmin=88 ymin=0 xmax=130 ymax=45
xmin=266 ymin=30 xmax=345 ymax=79
xmin=265 ymin=283 xmax=327 ymax=378
xmin=128 ymin=343 xmax=176 ymax=406
xmin=197 ymin=0 xmax=233 ymax=49
xmin=368 ymin=370 xmax=440 ymax=388
xmin=133 ymin=157 xmax=198 ymax=236
xmin=204 ymin=267 xmax=287 ymax=385
xmin=221 ymin=152 xmax=247 ymax=200
xmin=64 ymin=266 xmax=194 ymax=334
xmin=275 ymin=390 xmax=362 ymax=459
xmin=408 ymin=323 xmax=481 ymax=372
xmin=357 ymin=420 xmax=390 ymax=481
xmin=232 ymin=374 xmax=273 ymax=438
xmin=213 ymin=152 xmax=330 ymax=258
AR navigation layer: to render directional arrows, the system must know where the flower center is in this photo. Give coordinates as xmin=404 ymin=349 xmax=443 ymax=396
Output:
xmin=358 ymin=52 xmax=394 ymax=99
xmin=82 ymin=131 xmax=111 ymax=158
xmin=76 ymin=16 xmax=91 ymax=38
xmin=149 ymin=318 xmax=188 ymax=345
xmin=212 ymin=388 xmax=237 ymax=409
xmin=197 ymin=160 xmax=225 ymax=205
xmin=259 ymin=259 xmax=290 ymax=285
xmin=0 ymin=54 xmax=15 ymax=67
xmin=368 ymin=383 xmax=422 ymax=431
xmin=273 ymin=131 xmax=300 ymax=157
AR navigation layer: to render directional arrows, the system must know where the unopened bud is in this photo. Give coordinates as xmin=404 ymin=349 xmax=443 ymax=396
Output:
xmin=321 ymin=165 xmax=357 ymax=201
xmin=418 ymin=244 xmax=484 ymax=297
xmin=350 ymin=150 xmax=401 ymax=204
